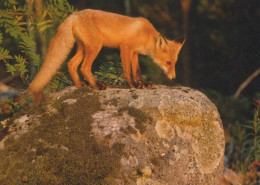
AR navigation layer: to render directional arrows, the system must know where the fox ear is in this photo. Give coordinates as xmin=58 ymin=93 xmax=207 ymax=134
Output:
xmin=174 ymin=34 xmax=186 ymax=45
xmin=156 ymin=35 xmax=168 ymax=50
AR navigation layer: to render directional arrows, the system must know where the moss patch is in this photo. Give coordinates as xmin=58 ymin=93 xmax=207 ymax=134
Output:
xmin=104 ymin=98 xmax=119 ymax=107
xmin=0 ymin=125 xmax=8 ymax=141
xmin=150 ymin=156 xmax=163 ymax=166
xmin=0 ymin=97 xmax=49 ymax=141
xmin=119 ymin=106 xmax=151 ymax=134
xmin=120 ymin=125 xmax=137 ymax=135
xmin=131 ymin=93 xmax=138 ymax=100
xmin=0 ymin=88 xmax=124 ymax=184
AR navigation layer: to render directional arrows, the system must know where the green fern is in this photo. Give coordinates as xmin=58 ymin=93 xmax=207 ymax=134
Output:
xmin=14 ymin=55 xmax=28 ymax=76
xmin=19 ymin=33 xmax=36 ymax=52
xmin=0 ymin=32 xmax=3 ymax=44
xmin=0 ymin=47 xmax=12 ymax=61
xmin=0 ymin=0 xmax=75 ymax=89
xmin=94 ymin=53 xmax=127 ymax=86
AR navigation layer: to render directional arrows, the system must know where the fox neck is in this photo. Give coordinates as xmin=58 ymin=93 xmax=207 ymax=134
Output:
xmin=147 ymin=34 xmax=163 ymax=59
xmin=136 ymin=33 xmax=160 ymax=57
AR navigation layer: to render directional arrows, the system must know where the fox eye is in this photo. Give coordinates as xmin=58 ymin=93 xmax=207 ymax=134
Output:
xmin=166 ymin=61 xmax=171 ymax=65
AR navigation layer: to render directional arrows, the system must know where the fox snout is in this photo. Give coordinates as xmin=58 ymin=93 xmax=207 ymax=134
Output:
xmin=166 ymin=71 xmax=176 ymax=80
xmin=161 ymin=64 xmax=176 ymax=80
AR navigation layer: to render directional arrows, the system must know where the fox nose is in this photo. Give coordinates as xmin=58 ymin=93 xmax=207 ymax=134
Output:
xmin=167 ymin=73 xmax=176 ymax=80
xmin=167 ymin=74 xmax=175 ymax=80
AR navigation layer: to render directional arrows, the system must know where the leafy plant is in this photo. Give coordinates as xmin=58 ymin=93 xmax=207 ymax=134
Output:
xmin=94 ymin=53 xmax=127 ymax=86
xmin=225 ymin=100 xmax=260 ymax=184
xmin=0 ymin=0 xmax=75 ymax=86
xmin=0 ymin=94 xmax=31 ymax=122
xmin=241 ymin=101 xmax=260 ymax=184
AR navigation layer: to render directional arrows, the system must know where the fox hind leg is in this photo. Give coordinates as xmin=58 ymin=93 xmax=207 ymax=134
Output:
xmin=67 ymin=41 xmax=86 ymax=87
xmin=74 ymin=22 xmax=105 ymax=90
xmin=80 ymin=42 xmax=104 ymax=90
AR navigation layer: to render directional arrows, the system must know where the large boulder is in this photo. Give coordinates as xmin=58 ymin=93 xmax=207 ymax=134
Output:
xmin=0 ymin=86 xmax=225 ymax=184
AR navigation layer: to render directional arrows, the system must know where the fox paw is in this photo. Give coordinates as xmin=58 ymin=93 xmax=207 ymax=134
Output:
xmin=96 ymin=81 xmax=106 ymax=90
xmin=132 ymin=79 xmax=145 ymax=89
xmin=134 ymin=80 xmax=154 ymax=89
xmin=31 ymin=92 xmax=45 ymax=103
xmin=129 ymin=81 xmax=140 ymax=89
xmin=75 ymin=81 xmax=87 ymax=88
xmin=136 ymin=81 xmax=146 ymax=89
xmin=144 ymin=81 xmax=154 ymax=88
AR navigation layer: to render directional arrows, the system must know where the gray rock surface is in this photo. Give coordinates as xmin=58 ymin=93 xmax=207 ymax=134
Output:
xmin=0 ymin=86 xmax=225 ymax=184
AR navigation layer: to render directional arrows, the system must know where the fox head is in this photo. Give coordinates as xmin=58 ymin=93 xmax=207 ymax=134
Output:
xmin=152 ymin=35 xmax=186 ymax=80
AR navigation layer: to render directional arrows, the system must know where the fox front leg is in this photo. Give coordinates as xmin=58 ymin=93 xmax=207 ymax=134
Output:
xmin=120 ymin=45 xmax=137 ymax=88
xmin=131 ymin=52 xmax=146 ymax=88
xmin=131 ymin=52 xmax=154 ymax=89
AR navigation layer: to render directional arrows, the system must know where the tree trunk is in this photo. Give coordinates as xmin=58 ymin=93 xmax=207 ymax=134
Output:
xmin=181 ymin=0 xmax=192 ymax=86
xmin=35 ymin=0 xmax=47 ymax=57
xmin=124 ymin=0 xmax=131 ymax=15
xmin=26 ymin=0 xmax=36 ymax=76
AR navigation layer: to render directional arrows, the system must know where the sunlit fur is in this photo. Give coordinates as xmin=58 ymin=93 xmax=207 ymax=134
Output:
xmin=28 ymin=9 xmax=185 ymax=102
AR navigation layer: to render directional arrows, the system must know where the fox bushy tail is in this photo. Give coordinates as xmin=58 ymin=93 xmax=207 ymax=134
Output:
xmin=28 ymin=18 xmax=75 ymax=95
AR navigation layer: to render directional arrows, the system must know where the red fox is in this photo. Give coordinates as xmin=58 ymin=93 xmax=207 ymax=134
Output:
xmin=28 ymin=9 xmax=185 ymax=101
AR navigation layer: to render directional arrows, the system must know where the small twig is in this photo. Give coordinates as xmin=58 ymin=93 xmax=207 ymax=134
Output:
xmin=0 ymin=90 xmax=20 ymax=98
xmin=58 ymin=79 xmax=73 ymax=86
xmin=0 ymin=82 xmax=12 ymax=91
xmin=234 ymin=68 xmax=260 ymax=98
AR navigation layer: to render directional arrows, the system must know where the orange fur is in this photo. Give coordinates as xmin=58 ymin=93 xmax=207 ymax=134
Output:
xmin=28 ymin=9 xmax=185 ymax=101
